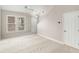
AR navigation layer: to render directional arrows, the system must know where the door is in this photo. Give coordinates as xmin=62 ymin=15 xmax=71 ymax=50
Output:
xmin=0 ymin=8 xmax=1 ymax=40
xmin=64 ymin=11 xmax=79 ymax=48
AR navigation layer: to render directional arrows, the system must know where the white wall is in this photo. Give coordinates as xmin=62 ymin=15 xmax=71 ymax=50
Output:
xmin=37 ymin=5 xmax=79 ymax=41
xmin=1 ymin=10 xmax=32 ymax=39
xmin=31 ymin=16 xmax=38 ymax=34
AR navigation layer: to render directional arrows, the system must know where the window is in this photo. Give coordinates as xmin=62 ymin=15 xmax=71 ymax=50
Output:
xmin=7 ymin=16 xmax=16 ymax=32
xmin=6 ymin=15 xmax=26 ymax=33
xmin=17 ymin=16 xmax=25 ymax=31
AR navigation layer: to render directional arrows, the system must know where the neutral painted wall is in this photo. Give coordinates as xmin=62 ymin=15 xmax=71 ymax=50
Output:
xmin=31 ymin=16 xmax=38 ymax=34
xmin=37 ymin=5 xmax=79 ymax=41
xmin=1 ymin=10 xmax=32 ymax=39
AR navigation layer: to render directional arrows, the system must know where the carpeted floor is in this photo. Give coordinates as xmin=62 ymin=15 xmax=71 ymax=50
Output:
xmin=0 ymin=34 xmax=79 ymax=53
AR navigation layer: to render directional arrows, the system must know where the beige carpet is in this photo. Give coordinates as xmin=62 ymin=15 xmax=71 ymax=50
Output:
xmin=0 ymin=34 xmax=79 ymax=53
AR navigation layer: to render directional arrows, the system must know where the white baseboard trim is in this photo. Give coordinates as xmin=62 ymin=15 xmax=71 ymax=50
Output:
xmin=37 ymin=33 xmax=64 ymax=45
xmin=37 ymin=33 xmax=79 ymax=49
xmin=64 ymin=42 xmax=79 ymax=49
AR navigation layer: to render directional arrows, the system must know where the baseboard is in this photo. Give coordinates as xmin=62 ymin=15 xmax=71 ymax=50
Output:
xmin=37 ymin=33 xmax=64 ymax=45
xmin=64 ymin=42 xmax=79 ymax=49
xmin=37 ymin=33 xmax=79 ymax=50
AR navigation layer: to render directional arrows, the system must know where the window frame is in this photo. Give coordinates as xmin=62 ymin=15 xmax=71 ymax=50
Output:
xmin=6 ymin=15 xmax=26 ymax=33
xmin=16 ymin=16 xmax=26 ymax=32
xmin=6 ymin=15 xmax=16 ymax=33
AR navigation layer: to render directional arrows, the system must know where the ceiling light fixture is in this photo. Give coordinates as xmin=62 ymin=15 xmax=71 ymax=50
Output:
xmin=24 ymin=5 xmax=34 ymax=11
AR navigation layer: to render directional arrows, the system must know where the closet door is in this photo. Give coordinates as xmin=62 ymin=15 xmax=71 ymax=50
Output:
xmin=64 ymin=13 xmax=73 ymax=45
xmin=74 ymin=13 xmax=79 ymax=48
xmin=64 ymin=11 xmax=79 ymax=48
xmin=0 ymin=7 xmax=1 ymax=40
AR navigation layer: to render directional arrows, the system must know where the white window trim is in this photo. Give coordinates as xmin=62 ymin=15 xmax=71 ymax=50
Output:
xmin=6 ymin=15 xmax=26 ymax=33
xmin=6 ymin=15 xmax=16 ymax=33
xmin=16 ymin=16 xmax=26 ymax=32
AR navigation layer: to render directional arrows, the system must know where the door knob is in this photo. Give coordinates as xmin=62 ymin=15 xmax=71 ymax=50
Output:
xmin=78 ymin=29 xmax=79 ymax=32
xmin=64 ymin=30 xmax=67 ymax=32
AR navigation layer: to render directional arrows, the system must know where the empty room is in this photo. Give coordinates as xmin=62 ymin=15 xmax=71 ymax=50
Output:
xmin=0 ymin=5 xmax=79 ymax=53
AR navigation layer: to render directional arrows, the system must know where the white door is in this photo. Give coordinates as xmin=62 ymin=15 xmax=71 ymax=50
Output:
xmin=74 ymin=13 xmax=79 ymax=48
xmin=0 ymin=7 xmax=1 ymax=40
xmin=64 ymin=11 xmax=79 ymax=48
